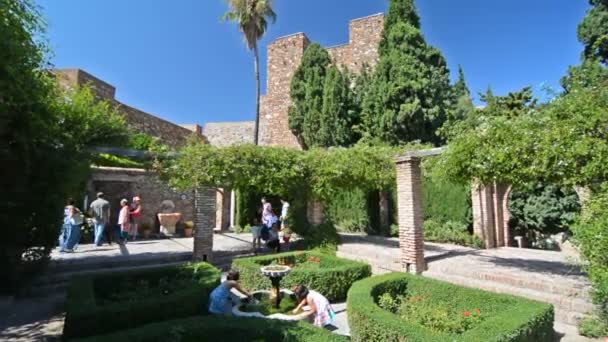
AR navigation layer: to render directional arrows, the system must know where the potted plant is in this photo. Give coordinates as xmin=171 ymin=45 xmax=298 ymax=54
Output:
xmin=141 ymin=222 xmax=152 ymax=239
xmin=184 ymin=221 xmax=194 ymax=237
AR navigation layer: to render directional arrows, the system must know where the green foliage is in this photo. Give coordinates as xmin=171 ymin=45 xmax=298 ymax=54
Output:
xmin=63 ymin=262 xmax=221 ymax=339
xmin=288 ymin=44 xmax=357 ymax=148
xmin=164 ymin=142 xmax=422 ymax=203
xmin=423 ymin=220 xmax=483 ymax=248
xmin=0 ymin=0 xmax=129 ymax=293
xmin=572 ymin=185 xmax=608 ymax=319
xmin=437 ymin=82 xmax=608 ymax=188
xmin=72 ymin=315 xmax=348 ymax=342
xmin=422 ymin=165 xmax=471 ymax=225
xmin=360 ymin=0 xmax=451 ymax=146
xmin=508 ymin=183 xmax=580 ymax=236
xmin=232 ymin=251 xmax=371 ymax=302
xmin=93 ymin=154 xmax=145 ymax=168
xmin=578 ymin=315 xmax=608 ymax=338
xmin=326 ymin=189 xmax=370 ymax=233
xmin=241 ymin=292 xmax=298 ymax=315
xmin=347 ymin=273 xmax=555 ymax=342
xmin=578 ymin=0 xmax=608 ymax=63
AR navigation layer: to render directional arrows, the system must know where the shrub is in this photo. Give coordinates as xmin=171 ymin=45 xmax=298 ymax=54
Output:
xmin=72 ymin=315 xmax=348 ymax=342
xmin=63 ymin=262 xmax=220 ymax=339
xmin=327 ymin=188 xmax=370 ymax=233
xmin=572 ymin=185 xmax=608 ymax=323
xmin=578 ymin=315 xmax=608 ymax=338
xmin=422 ymin=173 xmax=472 ymax=225
xmin=424 ymin=219 xmax=484 ymax=248
xmin=232 ymin=251 xmax=370 ymax=302
xmin=348 ymin=273 xmax=554 ymax=342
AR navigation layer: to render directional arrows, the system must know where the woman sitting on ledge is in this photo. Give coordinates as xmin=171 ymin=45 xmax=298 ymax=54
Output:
xmin=208 ymin=270 xmax=251 ymax=315
xmin=292 ymin=284 xmax=335 ymax=327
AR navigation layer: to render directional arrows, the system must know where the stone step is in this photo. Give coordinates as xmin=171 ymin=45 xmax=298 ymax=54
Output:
xmin=336 ymin=251 xmax=400 ymax=274
xmin=424 ymin=271 xmax=594 ymax=326
xmin=427 ymin=264 xmax=591 ymax=299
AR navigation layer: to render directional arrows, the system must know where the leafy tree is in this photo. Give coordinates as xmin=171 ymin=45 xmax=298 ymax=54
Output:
xmin=562 ymin=0 xmax=608 ymax=91
xmin=509 ymin=184 xmax=581 ymax=236
xmin=578 ymin=0 xmax=608 ymax=63
xmin=1 ymin=0 xmax=129 ymax=293
xmin=223 ymin=0 xmax=276 ymax=145
xmin=288 ymin=43 xmax=331 ymax=148
xmin=360 ymin=0 xmax=452 ymax=146
xmin=289 ymin=44 xmax=357 ymax=148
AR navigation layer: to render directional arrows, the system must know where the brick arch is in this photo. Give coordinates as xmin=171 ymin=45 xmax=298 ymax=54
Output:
xmin=472 ymin=183 xmax=513 ymax=248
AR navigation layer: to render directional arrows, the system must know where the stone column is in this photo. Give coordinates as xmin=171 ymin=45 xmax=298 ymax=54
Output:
xmin=379 ymin=191 xmax=390 ymax=235
xmin=307 ymin=200 xmax=325 ymax=226
xmin=395 ymin=156 xmax=425 ymax=274
xmin=230 ymin=190 xmax=236 ymax=228
xmin=471 ymin=182 xmax=496 ymax=248
xmin=193 ymin=187 xmax=216 ymax=262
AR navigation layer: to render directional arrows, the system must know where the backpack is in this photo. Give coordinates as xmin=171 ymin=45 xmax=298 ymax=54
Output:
xmin=261 ymin=226 xmax=270 ymax=241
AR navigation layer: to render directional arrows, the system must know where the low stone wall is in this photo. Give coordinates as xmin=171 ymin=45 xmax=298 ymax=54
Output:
xmin=87 ymin=166 xmax=195 ymax=232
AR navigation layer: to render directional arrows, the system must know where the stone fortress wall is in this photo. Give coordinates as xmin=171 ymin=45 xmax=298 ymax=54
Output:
xmin=259 ymin=13 xmax=384 ymax=148
xmin=55 ymin=69 xmax=201 ymax=148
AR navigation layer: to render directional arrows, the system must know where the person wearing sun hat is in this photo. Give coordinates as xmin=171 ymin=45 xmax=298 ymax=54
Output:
xmin=129 ymin=196 xmax=142 ymax=241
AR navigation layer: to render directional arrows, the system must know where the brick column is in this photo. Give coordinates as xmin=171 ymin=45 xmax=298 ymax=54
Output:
xmin=494 ymin=184 xmax=512 ymax=247
xmin=395 ymin=156 xmax=425 ymax=274
xmin=307 ymin=200 xmax=325 ymax=226
xmin=193 ymin=187 xmax=216 ymax=262
xmin=472 ymin=182 xmax=496 ymax=248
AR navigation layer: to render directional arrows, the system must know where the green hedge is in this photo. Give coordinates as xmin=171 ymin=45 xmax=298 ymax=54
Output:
xmin=72 ymin=315 xmax=348 ymax=342
xmin=64 ymin=262 xmax=220 ymax=340
xmin=232 ymin=251 xmax=370 ymax=302
xmin=347 ymin=273 xmax=554 ymax=342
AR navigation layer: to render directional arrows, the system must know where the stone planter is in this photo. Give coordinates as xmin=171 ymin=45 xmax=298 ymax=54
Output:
xmin=158 ymin=213 xmax=181 ymax=236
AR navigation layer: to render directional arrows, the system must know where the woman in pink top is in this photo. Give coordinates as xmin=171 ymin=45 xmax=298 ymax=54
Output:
xmin=129 ymin=196 xmax=142 ymax=241
xmin=292 ymin=284 xmax=336 ymax=327
xmin=118 ymin=199 xmax=130 ymax=244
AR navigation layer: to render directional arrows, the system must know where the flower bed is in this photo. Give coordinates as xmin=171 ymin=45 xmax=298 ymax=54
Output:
xmin=63 ymin=262 xmax=220 ymax=340
xmin=232 ymin=251 xmax=371 ymax=301
xmin=348 ymin=273 xmax=554 ymax=341
xmin=71 ymin=315 xmax=348 ymax=342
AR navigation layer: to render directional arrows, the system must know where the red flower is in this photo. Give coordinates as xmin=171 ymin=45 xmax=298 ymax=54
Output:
xmin=474 ymin=308 xmax=480 ymax=314
xmin=463 ymin=311 xmax=470 ymax=317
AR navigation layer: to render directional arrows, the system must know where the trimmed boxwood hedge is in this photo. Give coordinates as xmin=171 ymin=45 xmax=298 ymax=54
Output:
xmin=347 ymin=273 xmax=554 ymax=342
xmin=63 ymin=262 xmax=220 ymax=340
xmin=72 ymin=315 xmax=348 ymax=342
xmin=232 ymin=251 xmax=371 ymax=302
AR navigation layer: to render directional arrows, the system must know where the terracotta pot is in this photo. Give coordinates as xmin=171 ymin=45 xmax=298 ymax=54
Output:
xmin=184 ymin=228 xmax=193 ymax=238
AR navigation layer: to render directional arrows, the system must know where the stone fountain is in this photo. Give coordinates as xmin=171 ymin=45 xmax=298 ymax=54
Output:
xmin=157 ymin=200 xmax=181 ymax=236
xmin=232 ymin=265 xmax=311 ymax=320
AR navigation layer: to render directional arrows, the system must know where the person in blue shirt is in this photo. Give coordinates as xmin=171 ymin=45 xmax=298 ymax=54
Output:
xmin=208 ymin=270 xmax=251 ymax=315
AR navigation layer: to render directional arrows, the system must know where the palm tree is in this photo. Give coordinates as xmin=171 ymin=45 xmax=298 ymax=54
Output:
xmin=223 ymin=0 xmax=277 ymax=145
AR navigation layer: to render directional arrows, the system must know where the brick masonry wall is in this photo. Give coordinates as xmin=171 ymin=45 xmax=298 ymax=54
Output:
xmin=88 ymin=167 xmax=195 ymax=233
xmin=202 ymin=122 xmax=255 ymax=146
xmin=54 ymin=69 xmax=200 ymax=148
xmin=259 ymin=14 xmax=384 ymax=148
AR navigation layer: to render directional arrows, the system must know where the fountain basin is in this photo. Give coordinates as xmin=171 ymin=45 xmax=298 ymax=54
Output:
xmin=158 ymin=212 xmax=181 ymax=236
xmin=233 ymin=289 xmax=311 ymax=321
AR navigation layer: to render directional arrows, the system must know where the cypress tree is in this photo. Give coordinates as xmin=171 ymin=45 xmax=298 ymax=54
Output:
xmin=361 ymin=0 xmax=451 ymax=146
xmin=289 ymin=44 xmax=357 ymax=148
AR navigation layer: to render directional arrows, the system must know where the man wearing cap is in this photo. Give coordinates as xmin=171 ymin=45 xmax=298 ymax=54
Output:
xmin=129 ymin=196 xmax=142 ymax=241
xmin=89 ymin=192 xmax=110 ymax=246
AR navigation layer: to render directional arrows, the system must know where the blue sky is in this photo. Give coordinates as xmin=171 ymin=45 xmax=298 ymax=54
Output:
xmin=39 ymin=0 xmax=589 ymax=126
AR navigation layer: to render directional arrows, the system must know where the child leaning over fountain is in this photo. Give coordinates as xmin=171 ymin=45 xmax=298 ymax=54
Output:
xmin=292 ymin=284 xmax=336 ymax=327
xmin=208 ymin=270 xmax=251 ymax=315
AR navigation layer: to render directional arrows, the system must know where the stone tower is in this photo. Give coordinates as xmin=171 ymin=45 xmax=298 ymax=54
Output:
xmin=259 ymin=13 xmax=385 ymax=148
